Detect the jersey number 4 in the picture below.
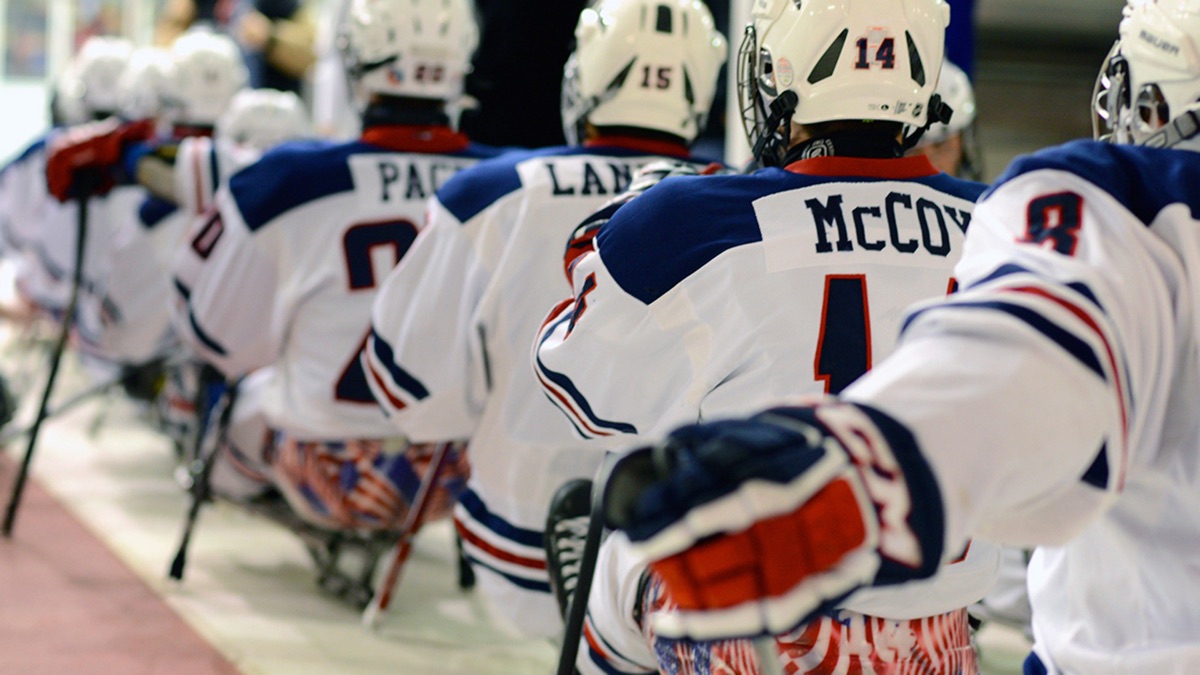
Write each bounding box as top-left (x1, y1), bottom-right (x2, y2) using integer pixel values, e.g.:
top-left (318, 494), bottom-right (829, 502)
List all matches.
top-left (815, 275), bottom-right (872, 394)
top-left (814, 275), bottom-right (957, 394)
top-left (335, 219), bottom-right (419, 403)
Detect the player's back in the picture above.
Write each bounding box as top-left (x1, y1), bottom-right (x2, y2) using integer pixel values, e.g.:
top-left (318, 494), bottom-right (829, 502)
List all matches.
top-left (539, 155), bottom-right (983, 441)
top-left (209, 137), bottom-right (498, 440)
top-left (960, 140), bottom-right (1200, 672)
top-left (536, 153), bottom-right (998, 622)
top-left (369, 145), bottom-right (713, 520)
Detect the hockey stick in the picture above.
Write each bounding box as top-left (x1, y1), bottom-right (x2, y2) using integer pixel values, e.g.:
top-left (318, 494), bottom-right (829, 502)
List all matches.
top-left (555, 453), bottom-right (621, 675)
top-left (2, 181), bottom-right (93, 538)
top-left (167, 378), bottom-right (236, 580)
top-left (362, 440), bottom-right (456, 628)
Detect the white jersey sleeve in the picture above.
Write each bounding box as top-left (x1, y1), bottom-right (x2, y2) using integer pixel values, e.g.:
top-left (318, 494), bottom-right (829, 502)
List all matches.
top-left (845, 140), bottom-right (1200, 673)
top-left (172, 183), bottom-right (280, 378)
top-left (362, 192), bottom-right (506, 440)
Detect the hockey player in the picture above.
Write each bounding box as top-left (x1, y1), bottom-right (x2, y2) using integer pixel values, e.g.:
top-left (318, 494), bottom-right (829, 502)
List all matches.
top-left (533, 0), bottom-right (1000, 672)
top-left (909, 60), bottom-right (982, 180)
top-left (4, 36), bottom-right (132, 320)
top-left (41, 29), bottom-right (250, 365)
top-left (169, 0), bottom-right (491, 541)
top-left (599, 1), bottom-right (1200, 673)
top-left (360, 0), bottom-right (727, 639)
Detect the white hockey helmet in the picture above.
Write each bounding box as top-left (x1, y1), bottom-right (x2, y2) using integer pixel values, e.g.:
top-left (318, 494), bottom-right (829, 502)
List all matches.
top-left (66, 36), bottom-right (135, 119)
top-left (162, 29), bottom-right (249, 126)
top-left (339, 0), bottom-right (480, 108)
top-left (216, 89), bottom-right (313, 150)
top-left (1094, 0), bottom-right (1200, 148)
top-left (561, 0), bottom-right (728, 145)
top-left (739, 0), bottom-right (952, 165)
top-left (921, 60), bottom-right (975, 145)
top-left (117, 47), bottom-right (174, 121)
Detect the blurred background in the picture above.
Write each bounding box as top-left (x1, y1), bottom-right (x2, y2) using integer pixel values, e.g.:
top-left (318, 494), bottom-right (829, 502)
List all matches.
top-left (0, 0), bottom-right (1127, 179)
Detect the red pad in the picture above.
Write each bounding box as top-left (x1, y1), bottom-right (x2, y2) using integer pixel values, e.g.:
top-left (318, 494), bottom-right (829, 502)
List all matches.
top-left (46, 118), bottom-right (155, 202)
top-left (650, 477), bottom-right (867, 611)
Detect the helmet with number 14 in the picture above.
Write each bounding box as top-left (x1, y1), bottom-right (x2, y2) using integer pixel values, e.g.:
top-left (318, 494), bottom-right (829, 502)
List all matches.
top-left (738, 0), bottom-right (953, 165)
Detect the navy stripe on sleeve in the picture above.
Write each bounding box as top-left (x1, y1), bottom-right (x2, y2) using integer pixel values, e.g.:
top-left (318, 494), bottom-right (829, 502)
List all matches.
top-left (368, 328), bottom-right (430, 401)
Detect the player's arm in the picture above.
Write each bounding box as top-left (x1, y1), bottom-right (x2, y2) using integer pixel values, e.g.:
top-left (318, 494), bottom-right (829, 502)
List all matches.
top-left (536, 172), bottom-right (736, 443)
top-left (361, 197), bottom-right (496, 442)
top-left (171, 186), bottom-right (281, 378)
top-left (534, 245), bottom-right (699, 444)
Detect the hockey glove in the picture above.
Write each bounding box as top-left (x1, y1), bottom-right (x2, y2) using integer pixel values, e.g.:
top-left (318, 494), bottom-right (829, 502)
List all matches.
top-left (46, 118), bottom-right (156, 202)
top-left (605, 401), bottom-right (946, 641)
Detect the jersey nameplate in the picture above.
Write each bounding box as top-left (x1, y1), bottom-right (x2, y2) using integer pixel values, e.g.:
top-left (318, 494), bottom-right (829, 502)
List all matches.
top-left (542, 158), bottom-right (639, 198)
top-left (755, 182), bottom-right (973, 272)
top-left (349, 154), bottom-right (474, 203)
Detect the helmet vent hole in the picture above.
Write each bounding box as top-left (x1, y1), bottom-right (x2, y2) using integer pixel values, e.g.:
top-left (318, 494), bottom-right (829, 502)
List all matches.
top-left (683, 67), bottom-right (695, 105)
top-left (606, 58), bottom-right (638, 93)
top-left (807, 28), bottom-right (847, 85)
top-left (906, 32), bottom-right (925, 86)
top-left (656, 5), bottom-right (673, 33)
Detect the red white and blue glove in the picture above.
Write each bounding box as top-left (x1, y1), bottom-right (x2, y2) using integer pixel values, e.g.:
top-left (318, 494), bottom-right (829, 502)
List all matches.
top-left (604, 400), bottom-right (946, 641)
top-left (45, 118), bottom-right (156, 202)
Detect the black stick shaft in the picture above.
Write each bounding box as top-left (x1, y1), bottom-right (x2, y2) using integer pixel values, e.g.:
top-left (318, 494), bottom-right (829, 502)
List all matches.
top-left (168, 380), bottom-right (235, 580)
top-left (556, 455), bottom-right (615, 675)
top-left (2, 192), bottom-right (90, 537)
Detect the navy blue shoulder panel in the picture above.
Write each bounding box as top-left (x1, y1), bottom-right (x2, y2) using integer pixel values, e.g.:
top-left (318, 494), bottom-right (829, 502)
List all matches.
top-left (436, 145), bottom-right (582, 224)
top-left (228, 138), bottom-right (359, 232)
top-left (139, 196), bottom-right (178, 229)
top-left (985, 139), bottom-right (1200, 224)
top-left (597, 172), bottom-right (777, 305)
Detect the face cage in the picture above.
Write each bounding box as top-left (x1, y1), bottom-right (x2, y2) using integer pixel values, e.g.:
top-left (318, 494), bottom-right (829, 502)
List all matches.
top-left (1093, 41), bottom-right (1129, 143)
top-left (561, 53), bottom-right (589, 146)
top-left (737, 24), bottom-right (794, 167)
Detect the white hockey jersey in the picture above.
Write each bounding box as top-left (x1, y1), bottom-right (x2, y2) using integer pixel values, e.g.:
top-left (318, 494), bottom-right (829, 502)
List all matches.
top-left (76, 134), bottom-right (248, 364)
top-left (362, 139), bottom-right (714, 637)
top-left (534, 154), bottom-right (999, 620)
top-left (177, 129), bottom-right (499, 440)
top-left (845, 140), bottom-right (1200, 674)
top-left (0, 133), bottom-right (90, 314)
top-left (0, 132), bottom-right (146, 340)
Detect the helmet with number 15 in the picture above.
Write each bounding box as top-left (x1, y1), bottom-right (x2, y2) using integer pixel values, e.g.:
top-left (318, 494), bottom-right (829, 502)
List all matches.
top-left (561, 0), bottom-right (728, 145)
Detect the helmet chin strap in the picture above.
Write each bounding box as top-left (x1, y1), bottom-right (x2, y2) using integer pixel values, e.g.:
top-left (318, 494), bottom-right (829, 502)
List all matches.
top-left (1140, 107), bottom-right (1200, 150)
top-left (900, 93), bottom-right (953, 153)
